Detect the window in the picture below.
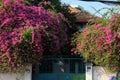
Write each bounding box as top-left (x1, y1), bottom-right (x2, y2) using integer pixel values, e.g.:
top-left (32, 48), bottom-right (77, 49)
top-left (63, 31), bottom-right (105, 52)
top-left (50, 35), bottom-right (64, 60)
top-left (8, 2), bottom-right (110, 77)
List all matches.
top-left (39, 60), bottom-right (53, 73)
top-left (70, 60), bottom-right (75, 73)
top-left (70, 60), bottom-right (85, 73)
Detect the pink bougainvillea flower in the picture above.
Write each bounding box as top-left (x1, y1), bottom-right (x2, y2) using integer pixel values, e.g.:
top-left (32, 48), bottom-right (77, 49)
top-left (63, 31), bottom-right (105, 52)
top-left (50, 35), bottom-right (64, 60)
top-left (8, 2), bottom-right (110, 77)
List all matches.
top-left (43, 1), bottom-right (51, 5)
top-left (32, 31), bottom-right (35, 43)
top-left (3, 0), bottom-right (12, 5)
top-left (0, 18), bottom-right (11, 27)
top-left (73, 13), bottom-right (120, 72)
top-left (111, 17), bottom-right (116, 21)
top-left (0, 0), bottom-right (69, 73)
top-left (76, 43), bottom-right (81, 47)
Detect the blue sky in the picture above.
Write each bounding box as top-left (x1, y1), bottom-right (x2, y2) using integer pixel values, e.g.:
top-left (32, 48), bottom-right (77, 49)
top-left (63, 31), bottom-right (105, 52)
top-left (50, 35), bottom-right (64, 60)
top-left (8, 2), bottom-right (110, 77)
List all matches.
top-left (60, 0), bottom-right (116, 17)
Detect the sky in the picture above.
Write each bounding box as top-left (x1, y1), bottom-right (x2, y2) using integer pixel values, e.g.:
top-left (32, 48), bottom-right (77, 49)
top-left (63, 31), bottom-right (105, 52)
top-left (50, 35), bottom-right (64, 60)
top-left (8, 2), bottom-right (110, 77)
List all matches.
top-left (60, 0), bottom-right (117, 17)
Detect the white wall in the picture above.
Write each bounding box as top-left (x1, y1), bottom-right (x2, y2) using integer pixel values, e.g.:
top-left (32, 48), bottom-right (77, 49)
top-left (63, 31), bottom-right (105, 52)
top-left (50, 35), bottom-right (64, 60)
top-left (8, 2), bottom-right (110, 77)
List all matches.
top-left (0, 65), bottom-right (32, 80)
top-left (93, 66), bottom-right (116, 80)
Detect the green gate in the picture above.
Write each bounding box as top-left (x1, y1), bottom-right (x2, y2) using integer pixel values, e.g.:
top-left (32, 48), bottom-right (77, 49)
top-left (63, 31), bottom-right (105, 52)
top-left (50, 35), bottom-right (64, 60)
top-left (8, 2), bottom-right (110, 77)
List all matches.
top-left (32, 57), bottom-right (85, 80)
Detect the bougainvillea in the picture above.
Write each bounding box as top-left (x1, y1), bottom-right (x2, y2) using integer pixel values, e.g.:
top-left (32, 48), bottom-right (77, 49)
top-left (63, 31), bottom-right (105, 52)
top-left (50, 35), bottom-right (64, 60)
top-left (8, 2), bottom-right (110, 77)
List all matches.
top-left (72, 13), bottom-right (120, 72)
top-left (0, 0), bottom-right (68, 72)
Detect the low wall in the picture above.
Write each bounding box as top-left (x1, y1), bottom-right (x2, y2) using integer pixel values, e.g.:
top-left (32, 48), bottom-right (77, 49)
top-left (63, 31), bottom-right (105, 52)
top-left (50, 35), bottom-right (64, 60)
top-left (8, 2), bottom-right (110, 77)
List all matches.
top-left (0, 65), bottom-right (32, 80)
top-left (93, 66), bottom-right (116, 80)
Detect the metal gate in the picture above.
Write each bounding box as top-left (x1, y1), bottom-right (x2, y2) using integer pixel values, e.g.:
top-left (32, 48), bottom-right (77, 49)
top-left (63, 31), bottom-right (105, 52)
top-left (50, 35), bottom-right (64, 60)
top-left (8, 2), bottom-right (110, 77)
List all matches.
top-left (32, 57), bottom-right (85, 80)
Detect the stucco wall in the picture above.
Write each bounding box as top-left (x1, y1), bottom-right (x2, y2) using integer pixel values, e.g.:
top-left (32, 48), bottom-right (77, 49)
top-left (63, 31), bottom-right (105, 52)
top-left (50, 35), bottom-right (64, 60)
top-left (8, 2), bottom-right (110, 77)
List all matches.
top-left (0, 65), bottom-right (32, 80)
top-left (93, 66), bottom-right (116, 80)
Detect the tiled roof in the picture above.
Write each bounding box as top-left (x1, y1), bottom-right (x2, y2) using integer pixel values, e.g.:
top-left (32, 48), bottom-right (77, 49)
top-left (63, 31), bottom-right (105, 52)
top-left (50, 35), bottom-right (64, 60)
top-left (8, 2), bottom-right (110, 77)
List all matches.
top-left (68, 6), bottom-right (94, 23)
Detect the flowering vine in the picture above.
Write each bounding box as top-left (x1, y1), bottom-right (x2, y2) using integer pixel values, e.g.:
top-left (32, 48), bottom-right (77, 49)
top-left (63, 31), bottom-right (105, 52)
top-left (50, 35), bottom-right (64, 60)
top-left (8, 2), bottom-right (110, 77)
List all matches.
top-left (72, 13), bottom-right (120, 72)
top-left (0, 0), bottom-right (68, 72)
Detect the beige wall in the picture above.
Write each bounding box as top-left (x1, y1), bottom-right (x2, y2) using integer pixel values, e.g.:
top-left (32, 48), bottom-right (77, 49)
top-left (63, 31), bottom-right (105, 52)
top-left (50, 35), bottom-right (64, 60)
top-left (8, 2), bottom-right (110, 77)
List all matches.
top-left (0, 65), bottom-right (32, 80)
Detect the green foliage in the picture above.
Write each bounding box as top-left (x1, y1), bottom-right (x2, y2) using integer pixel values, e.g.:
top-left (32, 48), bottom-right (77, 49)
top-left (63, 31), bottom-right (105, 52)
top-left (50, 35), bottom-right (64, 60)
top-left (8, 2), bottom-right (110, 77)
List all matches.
top-left (72, 8), bottom-right (120, 72)
top-left (23, 28), bottom-right (33, 42)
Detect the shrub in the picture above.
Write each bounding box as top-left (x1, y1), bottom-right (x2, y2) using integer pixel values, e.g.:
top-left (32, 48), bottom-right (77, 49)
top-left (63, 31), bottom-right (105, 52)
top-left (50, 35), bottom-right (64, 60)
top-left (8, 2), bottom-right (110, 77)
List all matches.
top-left (0, 0), bottom-right (68, 72)
top-left (72, 12), bottom-right (120, 72)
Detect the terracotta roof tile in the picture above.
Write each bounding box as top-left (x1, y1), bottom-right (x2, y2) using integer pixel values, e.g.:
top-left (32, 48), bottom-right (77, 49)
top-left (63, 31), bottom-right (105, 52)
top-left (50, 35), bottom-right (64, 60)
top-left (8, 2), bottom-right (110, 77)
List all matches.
top-left (68, 6), bottom-right (95, 23)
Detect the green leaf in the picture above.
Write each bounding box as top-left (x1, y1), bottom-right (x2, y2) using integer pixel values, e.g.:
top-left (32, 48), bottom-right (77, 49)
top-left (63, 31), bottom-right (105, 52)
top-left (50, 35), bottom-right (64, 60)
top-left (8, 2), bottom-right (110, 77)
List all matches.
top-left (23, 28), bottom-right (33, 42)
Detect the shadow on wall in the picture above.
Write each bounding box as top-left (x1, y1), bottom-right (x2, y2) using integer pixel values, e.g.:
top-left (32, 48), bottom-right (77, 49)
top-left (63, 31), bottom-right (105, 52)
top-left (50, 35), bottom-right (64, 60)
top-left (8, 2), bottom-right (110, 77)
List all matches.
top-left (110, 77), bottom-right (120, 80)
top-left (111, 70), bottom-right (120, 80)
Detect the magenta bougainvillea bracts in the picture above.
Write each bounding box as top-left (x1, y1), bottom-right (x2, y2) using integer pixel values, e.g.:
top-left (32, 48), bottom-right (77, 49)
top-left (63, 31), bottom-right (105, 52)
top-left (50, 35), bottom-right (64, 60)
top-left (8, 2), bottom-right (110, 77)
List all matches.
top-left (0, 0), bottom-right (68, 72)
top-left (72, 14), bottom-right (120, 72)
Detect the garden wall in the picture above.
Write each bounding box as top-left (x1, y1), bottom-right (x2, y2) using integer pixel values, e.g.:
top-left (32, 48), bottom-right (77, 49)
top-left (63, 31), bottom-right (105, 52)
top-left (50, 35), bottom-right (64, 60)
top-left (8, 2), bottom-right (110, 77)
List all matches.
top-left (93, 66), bottom-right (116, 80)
top-left (0, 65), bottom-right (32, 80)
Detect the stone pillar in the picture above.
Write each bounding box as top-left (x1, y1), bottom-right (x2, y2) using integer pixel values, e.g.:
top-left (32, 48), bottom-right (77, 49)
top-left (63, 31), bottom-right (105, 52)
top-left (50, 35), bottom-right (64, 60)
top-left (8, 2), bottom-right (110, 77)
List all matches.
top-left (86, 63), bottom-right (93, 80)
